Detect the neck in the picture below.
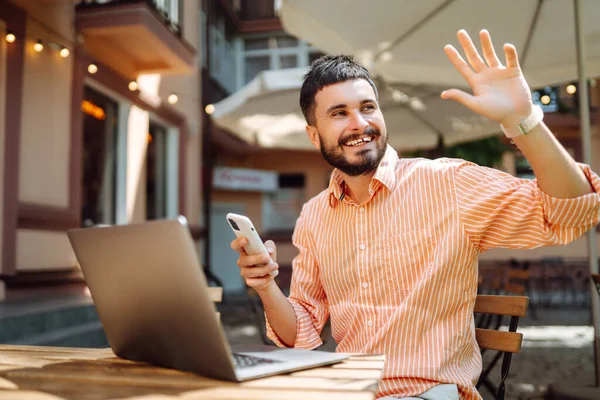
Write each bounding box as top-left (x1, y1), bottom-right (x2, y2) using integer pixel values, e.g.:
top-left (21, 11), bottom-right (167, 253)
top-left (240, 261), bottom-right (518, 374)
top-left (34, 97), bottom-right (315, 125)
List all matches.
top-left (339, 170), bottom-right (376, 204)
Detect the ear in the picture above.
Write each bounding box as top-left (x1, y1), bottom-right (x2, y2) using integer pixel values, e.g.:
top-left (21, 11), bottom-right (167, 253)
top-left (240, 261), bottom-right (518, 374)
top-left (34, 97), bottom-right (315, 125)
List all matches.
top-left (306, 125), bottom-right (321, 151)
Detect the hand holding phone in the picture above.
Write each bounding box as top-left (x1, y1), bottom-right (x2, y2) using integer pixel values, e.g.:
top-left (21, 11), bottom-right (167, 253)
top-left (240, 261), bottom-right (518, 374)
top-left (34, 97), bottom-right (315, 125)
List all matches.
top-left (227, 213), bottom-right (278, 277)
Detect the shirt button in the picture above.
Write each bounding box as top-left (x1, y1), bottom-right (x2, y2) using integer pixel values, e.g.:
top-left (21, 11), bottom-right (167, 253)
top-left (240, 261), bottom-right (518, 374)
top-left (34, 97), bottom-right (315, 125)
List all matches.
top-left (362, 282), bottom-right (369, 289)
top-left (359, 244), bottom-right (366, 250)
top-left (367, 320), bottom-right (373, 327)
top-left (359, 207), bottom-right (365, 213)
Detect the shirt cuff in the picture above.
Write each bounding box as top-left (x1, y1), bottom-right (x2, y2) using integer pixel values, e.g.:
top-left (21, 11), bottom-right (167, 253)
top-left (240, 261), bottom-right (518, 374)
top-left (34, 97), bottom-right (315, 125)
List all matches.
top-left (265, 299), bottom-right (323, 350)
top-left (538, 163), bottom-right (600, 228)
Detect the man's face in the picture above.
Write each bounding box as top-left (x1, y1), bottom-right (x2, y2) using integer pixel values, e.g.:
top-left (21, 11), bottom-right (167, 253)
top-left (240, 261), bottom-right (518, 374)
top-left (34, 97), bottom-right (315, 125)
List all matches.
top-left (308, 79), bottom-right (387, 177)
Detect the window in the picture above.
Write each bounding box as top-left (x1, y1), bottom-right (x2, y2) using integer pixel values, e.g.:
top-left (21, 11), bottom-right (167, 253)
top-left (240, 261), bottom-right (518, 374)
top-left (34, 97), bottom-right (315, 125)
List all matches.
top-left (279, 54), bottom-right (297, 69)
top-left (262, 173), bottom-right (305, 231)
top-left (237, 0), bottom-right (276, 20)
top-left (309, 51), bottom-right (326, 66)
top-left (81, 87), bottom-right (118, 226)
top-left (245, 37), bottom-right (270, 51)
top-left (245, 56), bottom-right (270, 83)
top-left (242, 34), bottom-right (322, 84)
top-left (146, 122), bottom-right (168, 220)
top-left (206, 0), bottom-right (238, 92)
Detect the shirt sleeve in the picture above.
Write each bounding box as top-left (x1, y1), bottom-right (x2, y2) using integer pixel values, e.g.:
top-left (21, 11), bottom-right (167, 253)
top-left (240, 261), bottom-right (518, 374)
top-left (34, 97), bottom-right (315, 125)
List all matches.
top-left (265, 210), bottom-right (329, 349)
top-left (453, 161), bottom-right (600, 252)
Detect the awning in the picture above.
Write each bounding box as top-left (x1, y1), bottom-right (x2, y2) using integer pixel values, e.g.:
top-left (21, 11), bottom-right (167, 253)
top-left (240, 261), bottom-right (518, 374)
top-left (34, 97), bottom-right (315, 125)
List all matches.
top-left (212, 67), bottom-right (501, 151)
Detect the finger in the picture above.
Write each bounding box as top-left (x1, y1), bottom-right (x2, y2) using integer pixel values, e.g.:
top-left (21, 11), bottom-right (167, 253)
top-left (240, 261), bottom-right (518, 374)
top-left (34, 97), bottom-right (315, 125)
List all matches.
top-left (441, 89), bottom-right (480, 113)
top-left (457, 29), bottom-right (487, 72)
top-left (444, 45), bottom-right (475, 82)
top-left (242, 263), bottom-right (279, 279)
top-left (230, 237), bottom-right (248, 255)
top-left (479, 29), bottom-right (502, 68)
top-left (237, 253), bottom-right (271, 268)
top-left (264, 240), bottom-right (277, 263)
top-left (503, 43), bottom-right (520, 69)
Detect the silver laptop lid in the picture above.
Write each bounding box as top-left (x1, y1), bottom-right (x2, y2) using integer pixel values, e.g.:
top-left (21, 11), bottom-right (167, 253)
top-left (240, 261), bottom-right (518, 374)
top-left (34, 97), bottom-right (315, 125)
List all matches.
top-left (67, 218), bottom-right (238, 381)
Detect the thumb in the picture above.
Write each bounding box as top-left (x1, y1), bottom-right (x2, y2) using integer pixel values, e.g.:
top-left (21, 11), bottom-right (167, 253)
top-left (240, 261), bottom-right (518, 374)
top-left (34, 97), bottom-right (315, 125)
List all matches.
top-left (441, 89), bottom-right (479, 112)
top-left (264, 240), bottom-right (277, 263)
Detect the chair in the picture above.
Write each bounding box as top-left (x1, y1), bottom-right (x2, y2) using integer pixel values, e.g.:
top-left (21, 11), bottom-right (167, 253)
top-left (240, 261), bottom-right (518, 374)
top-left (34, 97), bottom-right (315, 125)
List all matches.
top-left (505, 263), bottom-right (537, 320)
top-left (474, 294), bottom-right (529, 400)
top-left (208, 287), bottom-right (223, 323)
top-left (592, 274), bottom-right (600, 296)
top-left (541, 257), bottom-right (577, 306)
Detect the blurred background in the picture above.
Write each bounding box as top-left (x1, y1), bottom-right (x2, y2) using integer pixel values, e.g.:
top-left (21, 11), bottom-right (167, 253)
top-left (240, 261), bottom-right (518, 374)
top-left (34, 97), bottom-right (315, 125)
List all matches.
top-left (0, 1), bottom-right (600, 399)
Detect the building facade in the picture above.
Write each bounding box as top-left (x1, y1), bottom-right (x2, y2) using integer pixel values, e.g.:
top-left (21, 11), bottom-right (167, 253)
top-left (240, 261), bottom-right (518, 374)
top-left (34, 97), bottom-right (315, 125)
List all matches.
top-left (0, 0), bottom-right (203, 300)
top-left (1, 0), bottom-right (599, 301)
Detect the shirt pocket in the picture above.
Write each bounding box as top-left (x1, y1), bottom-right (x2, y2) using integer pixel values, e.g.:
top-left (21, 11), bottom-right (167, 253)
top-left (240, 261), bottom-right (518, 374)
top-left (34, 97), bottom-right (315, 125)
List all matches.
top-left (376, 228), bottom-right (437, 293)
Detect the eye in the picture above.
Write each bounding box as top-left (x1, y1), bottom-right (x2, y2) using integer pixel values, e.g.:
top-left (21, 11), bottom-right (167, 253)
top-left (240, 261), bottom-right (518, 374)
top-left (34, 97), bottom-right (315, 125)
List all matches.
top-left (361, 104), bottom-right (376, 112)
top-left (332, 110), bottom-right (346, 117)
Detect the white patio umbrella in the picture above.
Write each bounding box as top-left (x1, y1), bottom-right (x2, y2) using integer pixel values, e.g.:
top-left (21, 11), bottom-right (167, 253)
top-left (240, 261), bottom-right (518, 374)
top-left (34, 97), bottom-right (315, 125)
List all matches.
top-left (212, 67), bottom-right (502, 152)
top-left (277, 0), bottom-right (600, 386)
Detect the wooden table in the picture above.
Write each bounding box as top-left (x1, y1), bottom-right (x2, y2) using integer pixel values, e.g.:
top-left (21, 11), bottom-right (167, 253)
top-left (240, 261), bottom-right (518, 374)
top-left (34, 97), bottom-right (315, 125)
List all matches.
top-left (0, 344), bottom-right (385, 399)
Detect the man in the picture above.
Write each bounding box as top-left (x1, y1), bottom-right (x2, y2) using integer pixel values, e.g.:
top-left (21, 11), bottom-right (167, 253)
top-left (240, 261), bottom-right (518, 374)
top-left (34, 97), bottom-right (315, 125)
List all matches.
top-left (231, 30), bottom-right (600, 399)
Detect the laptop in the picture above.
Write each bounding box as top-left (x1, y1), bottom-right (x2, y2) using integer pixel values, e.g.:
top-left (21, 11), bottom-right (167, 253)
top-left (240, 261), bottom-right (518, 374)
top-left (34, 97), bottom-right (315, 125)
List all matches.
top-left (67, 217), bottom-right (348, 381)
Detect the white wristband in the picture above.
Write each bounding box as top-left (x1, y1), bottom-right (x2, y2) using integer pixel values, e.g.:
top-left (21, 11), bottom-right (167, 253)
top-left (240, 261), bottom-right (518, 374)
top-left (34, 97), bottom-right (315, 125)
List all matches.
top-left (500, 104), bottom-right (544, 139)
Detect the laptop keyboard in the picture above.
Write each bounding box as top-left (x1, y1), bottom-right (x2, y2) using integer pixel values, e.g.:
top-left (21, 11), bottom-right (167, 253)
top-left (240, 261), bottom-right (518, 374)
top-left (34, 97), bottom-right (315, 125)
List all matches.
top-left (232, 353), bottom-right (281, 369)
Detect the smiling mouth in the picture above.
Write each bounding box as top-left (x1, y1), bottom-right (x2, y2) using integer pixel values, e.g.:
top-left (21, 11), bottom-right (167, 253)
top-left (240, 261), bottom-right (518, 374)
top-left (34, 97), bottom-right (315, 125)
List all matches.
top-left (343, 135), bottom-right (375, 147)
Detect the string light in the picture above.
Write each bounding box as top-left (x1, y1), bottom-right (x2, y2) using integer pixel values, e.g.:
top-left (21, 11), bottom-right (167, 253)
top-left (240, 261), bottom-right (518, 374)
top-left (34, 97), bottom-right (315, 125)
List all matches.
top-left (540, 95), bottom-right (551, 105)
top-left (205, 104), bottom-right (215, 115)
top-left (5, 31), bottom-right (16, 43)
top-left (59, 47), bottom-right (70, 58)
top-left (87, 63), bottom-right (98, 74)
top-left (128, 81), bottom-right (139, 91)
top-left (33, 39), bottom-right (44, 52)
top-left (566, 84), bottom-right (577, 95)
top-left (168, 94), bottom-right (178, 104)
top-left (3, 18), bottom-right (72, 58)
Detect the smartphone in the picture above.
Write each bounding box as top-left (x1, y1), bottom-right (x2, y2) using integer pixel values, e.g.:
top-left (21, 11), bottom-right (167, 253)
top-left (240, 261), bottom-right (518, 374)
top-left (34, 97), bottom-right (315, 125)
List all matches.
top-left (226, 213), bottom-right (278, 277)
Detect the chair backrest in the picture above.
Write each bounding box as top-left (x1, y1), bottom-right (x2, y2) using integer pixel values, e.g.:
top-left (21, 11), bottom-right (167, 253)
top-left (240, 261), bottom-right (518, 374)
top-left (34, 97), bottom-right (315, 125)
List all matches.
top-left (478, 266), bottom-right (504, 295)
top-left (474, 294), bottom-right (528, 353)
top-left (474, 294), bottom-right (528, 400)
top-left (504, 268), bottom-right (529, 296)
top-left (592, 274), bottom-right (600, 296)
top-left (208, 287), bottom-right (223, 322)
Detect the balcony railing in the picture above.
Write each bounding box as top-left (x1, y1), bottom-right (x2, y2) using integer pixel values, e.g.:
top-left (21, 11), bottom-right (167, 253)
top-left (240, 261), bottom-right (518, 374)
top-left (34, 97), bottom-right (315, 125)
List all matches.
top-left (75, 0), bottom-right (182, 36)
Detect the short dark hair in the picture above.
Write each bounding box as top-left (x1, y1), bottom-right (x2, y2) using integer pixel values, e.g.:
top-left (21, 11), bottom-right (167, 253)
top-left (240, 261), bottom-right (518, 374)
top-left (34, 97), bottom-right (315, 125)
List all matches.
top-left (300, 54), bottom-right (379, 126)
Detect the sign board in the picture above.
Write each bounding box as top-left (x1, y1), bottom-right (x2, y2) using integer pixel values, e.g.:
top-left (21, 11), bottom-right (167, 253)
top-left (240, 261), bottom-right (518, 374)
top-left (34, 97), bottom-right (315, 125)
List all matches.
top-left (213, 166), bottom-right (278, 192)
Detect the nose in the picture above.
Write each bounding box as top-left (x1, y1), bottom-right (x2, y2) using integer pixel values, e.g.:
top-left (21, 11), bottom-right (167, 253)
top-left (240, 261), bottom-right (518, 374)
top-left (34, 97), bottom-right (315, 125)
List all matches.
top-left (348, 110), bottom-right (368, 132)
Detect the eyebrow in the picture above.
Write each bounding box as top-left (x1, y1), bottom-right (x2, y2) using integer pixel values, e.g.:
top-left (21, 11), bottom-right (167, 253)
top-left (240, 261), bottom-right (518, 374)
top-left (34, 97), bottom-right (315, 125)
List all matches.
top-left (325, 98), bottom-right (377, 115)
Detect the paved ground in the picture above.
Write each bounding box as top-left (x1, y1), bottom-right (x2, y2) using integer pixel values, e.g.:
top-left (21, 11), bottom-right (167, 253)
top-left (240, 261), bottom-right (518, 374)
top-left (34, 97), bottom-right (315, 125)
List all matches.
top-left (218, 292), bottom-right (598, 400)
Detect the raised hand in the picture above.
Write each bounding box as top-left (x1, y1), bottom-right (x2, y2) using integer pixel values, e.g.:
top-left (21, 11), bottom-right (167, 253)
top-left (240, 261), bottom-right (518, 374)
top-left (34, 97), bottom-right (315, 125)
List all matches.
top-left (441, 29), bottom-right (533, 128)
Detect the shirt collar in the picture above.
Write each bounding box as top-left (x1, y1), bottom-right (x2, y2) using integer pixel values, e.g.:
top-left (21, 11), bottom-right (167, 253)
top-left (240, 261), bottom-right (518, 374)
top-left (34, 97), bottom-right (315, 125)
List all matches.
top-left (328, 145), bottom-right (400, 207)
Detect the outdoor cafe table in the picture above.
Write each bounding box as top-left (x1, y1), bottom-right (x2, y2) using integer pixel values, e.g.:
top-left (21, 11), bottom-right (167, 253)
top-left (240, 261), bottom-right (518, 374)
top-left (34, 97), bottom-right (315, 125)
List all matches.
top-left (0, 344), bottom-right (385, 399)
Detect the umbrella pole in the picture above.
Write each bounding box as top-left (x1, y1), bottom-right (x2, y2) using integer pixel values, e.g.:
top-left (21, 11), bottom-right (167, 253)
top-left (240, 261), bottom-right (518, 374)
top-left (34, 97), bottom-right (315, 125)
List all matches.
top-left (574, 0), bottom-right (600, 387)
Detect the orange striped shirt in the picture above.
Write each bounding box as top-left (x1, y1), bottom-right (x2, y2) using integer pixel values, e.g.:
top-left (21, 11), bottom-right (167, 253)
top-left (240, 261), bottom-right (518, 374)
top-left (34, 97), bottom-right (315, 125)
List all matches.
top-left (265, 145), bottom-right (600, 399)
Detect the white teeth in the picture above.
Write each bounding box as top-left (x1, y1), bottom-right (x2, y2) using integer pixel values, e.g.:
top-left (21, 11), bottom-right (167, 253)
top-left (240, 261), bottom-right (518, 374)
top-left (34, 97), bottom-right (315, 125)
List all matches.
top-left (346, 136), bottom-right (373, 146)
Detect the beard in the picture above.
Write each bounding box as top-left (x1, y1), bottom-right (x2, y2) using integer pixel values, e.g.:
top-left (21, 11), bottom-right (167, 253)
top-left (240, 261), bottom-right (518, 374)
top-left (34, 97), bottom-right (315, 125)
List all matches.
top-left (319, 126), bottom-right (387, 177)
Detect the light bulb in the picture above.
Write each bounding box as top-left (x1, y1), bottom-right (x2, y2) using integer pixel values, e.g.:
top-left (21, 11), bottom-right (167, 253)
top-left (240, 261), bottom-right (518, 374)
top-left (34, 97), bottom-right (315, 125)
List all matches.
top-left (128, 81), bottom-right (138, 91)
top-left (168, 94), bottom-right (178, 104)
top-left (87, 63), bottom-right (98, 74)
top-left (33, 40), bottom-right (43, 52)
top-left (540, 95), bottom-right (551, 105)
top-left (205, 104), bottom-right (215, 115)
top-left (5, 31), bottom-right (16, 43)
top-left (59, 47), bottom-right (70, 58)
top-left (566, 84), bottom-right (577, 95)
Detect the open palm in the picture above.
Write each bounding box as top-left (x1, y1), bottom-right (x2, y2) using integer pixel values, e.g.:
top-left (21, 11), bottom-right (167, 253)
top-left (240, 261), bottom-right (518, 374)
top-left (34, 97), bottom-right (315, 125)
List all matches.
top-left (442, 30), bottom-right (533, 127)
